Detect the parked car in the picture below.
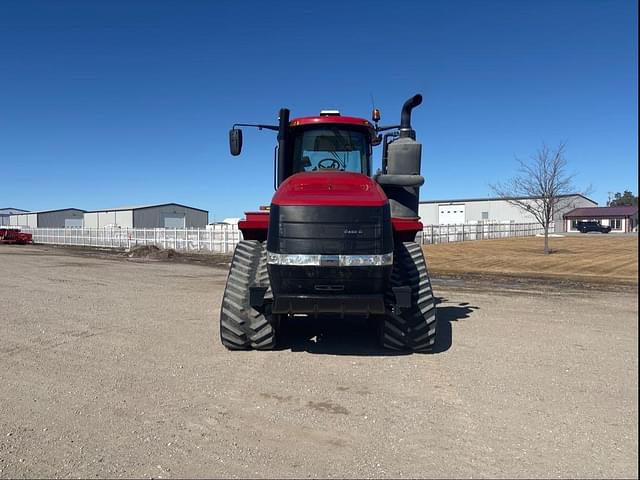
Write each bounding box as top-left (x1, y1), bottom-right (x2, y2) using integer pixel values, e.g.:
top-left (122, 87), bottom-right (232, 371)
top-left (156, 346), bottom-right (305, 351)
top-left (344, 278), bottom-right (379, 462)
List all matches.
top-left (576, 220), bottom-right (612, 234)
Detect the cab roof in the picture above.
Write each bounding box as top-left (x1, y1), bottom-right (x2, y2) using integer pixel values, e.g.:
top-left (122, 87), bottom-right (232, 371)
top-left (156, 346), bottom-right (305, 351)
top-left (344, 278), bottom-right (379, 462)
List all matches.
top-left (290, 115), bottom-right (374, 130)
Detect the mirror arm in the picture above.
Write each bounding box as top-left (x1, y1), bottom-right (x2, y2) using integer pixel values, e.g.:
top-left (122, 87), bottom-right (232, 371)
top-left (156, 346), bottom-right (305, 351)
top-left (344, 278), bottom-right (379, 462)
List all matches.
top-left (376, 124), bottom-right (401, 133)
top-left (232, 123), bottom-right (279, 131)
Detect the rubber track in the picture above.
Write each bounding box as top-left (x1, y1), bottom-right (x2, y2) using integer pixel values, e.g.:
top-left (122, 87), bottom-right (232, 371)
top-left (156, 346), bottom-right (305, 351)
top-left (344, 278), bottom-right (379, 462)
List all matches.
top-left (381, 241), bottom-right (437, 352)
top-left (219, 240), bottom-right (276, 350)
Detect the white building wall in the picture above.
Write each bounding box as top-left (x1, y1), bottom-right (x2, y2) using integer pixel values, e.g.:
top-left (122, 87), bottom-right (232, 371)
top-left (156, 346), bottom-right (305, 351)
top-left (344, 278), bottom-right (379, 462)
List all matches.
top-left (418, 204), bottom-right (439, 225)
top-left (84, 212), bottom-right (98, 228)
top-left (419, 195), bottom-right (596, 230)
top-left (98, 211), bottom-right (116, 227)
top-left (419, 199), bottom-right (538, 224)
top-left (115, 210), bottom-right (134, 228)
top-left (10, 213), bottom-right (37, 227)
top-left (464, 200), bottom-right (538, 223)
top-left (84, 210), bottom-right (134, 228)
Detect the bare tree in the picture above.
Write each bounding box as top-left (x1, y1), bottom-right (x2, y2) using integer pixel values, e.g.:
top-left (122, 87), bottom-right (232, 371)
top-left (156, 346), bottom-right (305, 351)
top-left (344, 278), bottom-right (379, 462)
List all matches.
top-left (491, 142), bottom-right (582, 255)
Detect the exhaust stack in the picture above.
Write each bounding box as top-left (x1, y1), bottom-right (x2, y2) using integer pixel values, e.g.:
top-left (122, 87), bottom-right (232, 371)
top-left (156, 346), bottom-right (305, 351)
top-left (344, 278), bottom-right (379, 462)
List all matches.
top-left (399, 94), bottom-right (422, 139)
top-left (376, 94), bottom-right (424, 219)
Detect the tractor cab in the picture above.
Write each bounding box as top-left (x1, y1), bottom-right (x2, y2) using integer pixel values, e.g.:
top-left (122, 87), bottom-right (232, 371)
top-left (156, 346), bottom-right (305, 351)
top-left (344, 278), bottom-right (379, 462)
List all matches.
top-left (229, 109), bottom-right (377, 185)
top-left (229, 95), bottom-right (425, 222)
top-left (287, 114), bottom-right (375, 176)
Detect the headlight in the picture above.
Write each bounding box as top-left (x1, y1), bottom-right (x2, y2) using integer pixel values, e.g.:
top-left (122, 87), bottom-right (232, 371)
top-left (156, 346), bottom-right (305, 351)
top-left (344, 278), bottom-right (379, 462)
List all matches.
top-left (266, 252), bottom-right (393, 267)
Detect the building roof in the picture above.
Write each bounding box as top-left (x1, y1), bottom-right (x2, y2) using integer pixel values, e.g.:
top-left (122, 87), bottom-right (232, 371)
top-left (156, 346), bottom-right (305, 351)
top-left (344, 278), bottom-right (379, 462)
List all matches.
top-left (419, 194), bottom-right (596, 205)
top-left (564, 206), bottom-right (638, 218)
top-left (9, 208), bottom-right (85, 215)
top-left (86, 203), bottom-right (208, 213)
top-left (0, 208), bottom-right (30, 215)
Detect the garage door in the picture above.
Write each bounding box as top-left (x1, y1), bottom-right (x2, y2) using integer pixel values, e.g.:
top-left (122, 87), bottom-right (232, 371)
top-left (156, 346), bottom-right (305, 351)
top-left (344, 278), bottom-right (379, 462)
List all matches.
top-left (163, 215), bottom-right (185, 228)
top-left (65, 218), bottom-right (83, 228)
top-left (438, 204), bottom-right (465, 224)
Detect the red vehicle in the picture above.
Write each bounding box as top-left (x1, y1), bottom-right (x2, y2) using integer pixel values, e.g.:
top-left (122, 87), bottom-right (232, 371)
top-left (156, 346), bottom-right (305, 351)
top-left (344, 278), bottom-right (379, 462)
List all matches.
top-left (221, 95), bottom-right (436, 352)
top-left (0, 227), bottom-right (33, 245)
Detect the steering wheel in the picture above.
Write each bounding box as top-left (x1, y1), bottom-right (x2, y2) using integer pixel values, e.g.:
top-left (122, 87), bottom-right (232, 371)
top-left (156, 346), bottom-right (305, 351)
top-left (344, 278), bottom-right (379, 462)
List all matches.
top-left (318, 158), bottom-right (341, 170)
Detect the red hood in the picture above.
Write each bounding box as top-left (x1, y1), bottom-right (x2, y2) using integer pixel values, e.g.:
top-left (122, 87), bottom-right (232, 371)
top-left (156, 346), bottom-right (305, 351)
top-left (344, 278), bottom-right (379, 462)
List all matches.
top-left (272, 171), bottom-right (388, 207)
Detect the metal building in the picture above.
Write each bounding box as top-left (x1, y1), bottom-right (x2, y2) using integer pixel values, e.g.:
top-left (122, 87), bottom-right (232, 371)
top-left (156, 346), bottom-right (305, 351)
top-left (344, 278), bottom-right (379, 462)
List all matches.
top-left (419, 194), bottom-right (597, 232)
top-left (1, 208), bottom-right (29, 226)
top-left (9, 208), bottom-right (86, 228)
top-left (83, 203), bottom-right (208, 229)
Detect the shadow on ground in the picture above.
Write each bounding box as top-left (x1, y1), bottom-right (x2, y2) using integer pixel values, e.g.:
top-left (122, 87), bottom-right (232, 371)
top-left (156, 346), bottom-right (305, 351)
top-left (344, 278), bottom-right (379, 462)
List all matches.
top-left (431, 297), bottom-right (479, 353)
top-left (275, 297), bottom-right (479, 356)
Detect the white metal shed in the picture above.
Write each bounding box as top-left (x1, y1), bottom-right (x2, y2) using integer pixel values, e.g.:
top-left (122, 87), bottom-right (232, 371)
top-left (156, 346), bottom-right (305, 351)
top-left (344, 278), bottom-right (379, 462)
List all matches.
top-left (9, 208), bottom-right (85, 228)
top-left (84, 203), bottom-right (208, 229)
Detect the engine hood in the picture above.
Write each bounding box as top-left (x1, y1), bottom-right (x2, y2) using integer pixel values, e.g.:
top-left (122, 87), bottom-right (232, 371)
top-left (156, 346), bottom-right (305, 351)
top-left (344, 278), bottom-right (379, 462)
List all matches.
top-left (271, 171), bottom-right (388, 207)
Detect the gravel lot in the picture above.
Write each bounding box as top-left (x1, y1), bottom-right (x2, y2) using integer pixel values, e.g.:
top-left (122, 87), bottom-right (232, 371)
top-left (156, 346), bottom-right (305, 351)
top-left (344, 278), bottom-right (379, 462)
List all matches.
top-left (0, 245), bottom-right (637, 478)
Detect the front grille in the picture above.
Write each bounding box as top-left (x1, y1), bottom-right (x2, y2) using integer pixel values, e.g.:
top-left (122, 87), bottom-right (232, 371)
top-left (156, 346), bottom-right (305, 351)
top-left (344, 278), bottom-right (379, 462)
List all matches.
top-left (267, 204), bottom-right (392, 255)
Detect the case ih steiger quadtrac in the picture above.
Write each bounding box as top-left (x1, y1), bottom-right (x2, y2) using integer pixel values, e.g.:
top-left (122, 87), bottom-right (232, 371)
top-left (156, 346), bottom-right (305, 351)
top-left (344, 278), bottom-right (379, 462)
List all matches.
top-left (221, 94), bottom-right (436, 352)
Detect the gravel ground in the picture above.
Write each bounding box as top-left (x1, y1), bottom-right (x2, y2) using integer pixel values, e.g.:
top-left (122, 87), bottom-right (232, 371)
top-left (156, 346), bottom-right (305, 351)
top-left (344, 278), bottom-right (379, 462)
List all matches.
top-left (0, 245), bottom-right (637, 478)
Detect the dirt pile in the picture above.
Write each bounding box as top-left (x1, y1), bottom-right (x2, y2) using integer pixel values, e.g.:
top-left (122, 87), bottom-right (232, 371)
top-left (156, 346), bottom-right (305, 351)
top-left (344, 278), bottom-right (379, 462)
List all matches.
top-left (127, 245), bottom-right (179, 260)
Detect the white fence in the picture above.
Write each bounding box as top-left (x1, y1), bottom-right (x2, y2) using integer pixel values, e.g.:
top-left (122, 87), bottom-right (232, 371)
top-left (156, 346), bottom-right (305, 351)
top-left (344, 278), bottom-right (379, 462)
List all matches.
top-left (417, 222), bottom-right (552, 245)
top-left (24, 225), bottom-right (242, 254)
top-left (21, 221), bottom-right (550, 253)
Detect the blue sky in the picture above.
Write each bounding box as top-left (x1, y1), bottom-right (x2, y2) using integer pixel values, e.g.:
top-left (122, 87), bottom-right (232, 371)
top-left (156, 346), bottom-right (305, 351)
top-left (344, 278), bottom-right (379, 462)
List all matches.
top-left (0, 0), bottom-right (637, 221)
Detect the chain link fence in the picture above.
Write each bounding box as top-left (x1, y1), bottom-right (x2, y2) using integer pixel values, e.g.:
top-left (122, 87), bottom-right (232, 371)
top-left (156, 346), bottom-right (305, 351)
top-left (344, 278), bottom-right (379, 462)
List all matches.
top-left (22, 221), bottom-right (551, 253)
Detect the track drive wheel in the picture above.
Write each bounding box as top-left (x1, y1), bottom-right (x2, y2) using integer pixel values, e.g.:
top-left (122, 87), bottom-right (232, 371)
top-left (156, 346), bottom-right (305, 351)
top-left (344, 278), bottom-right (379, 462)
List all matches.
top-left (380, 241), bottom-right (437, 352)
top-left (219, 240), bottom-right (277, 350)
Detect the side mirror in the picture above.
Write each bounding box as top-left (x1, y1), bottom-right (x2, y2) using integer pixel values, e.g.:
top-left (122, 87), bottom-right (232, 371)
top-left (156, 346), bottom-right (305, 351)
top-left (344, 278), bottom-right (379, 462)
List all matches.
top-left (229, 128), bottom-right (243, 156)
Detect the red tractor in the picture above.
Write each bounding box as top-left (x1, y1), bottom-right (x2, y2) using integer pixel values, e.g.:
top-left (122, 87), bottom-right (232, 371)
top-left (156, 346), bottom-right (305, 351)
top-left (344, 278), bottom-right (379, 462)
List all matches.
top-left (221, 94), bottom-right (436, 352)
top-left (0, 227), bottom-right (33, 245)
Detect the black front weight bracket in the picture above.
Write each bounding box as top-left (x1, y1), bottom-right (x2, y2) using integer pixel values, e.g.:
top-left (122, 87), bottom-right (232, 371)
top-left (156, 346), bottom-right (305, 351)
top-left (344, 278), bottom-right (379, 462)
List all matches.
top-left (392, 286), bottom-right (412, 309)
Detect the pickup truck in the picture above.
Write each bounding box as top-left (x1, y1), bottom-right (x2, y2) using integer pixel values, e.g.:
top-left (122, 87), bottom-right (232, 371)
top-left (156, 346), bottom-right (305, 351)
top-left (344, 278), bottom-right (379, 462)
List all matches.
top-left (576, 221), bottom-right (612, 234)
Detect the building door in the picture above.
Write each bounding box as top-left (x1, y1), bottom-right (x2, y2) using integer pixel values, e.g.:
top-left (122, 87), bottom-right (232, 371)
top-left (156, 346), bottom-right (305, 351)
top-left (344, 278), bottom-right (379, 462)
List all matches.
top-left (163, 215), bottom-right (185, 228)
top-left (65, 218), bottom-right (83, 228)
top-left (438, 204), bottom-right (465, 224)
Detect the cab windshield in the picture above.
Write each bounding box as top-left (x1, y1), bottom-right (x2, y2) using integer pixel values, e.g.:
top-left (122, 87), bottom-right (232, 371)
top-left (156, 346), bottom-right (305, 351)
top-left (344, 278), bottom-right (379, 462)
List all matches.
top-left (291, 127), bottom-right (370, 175)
